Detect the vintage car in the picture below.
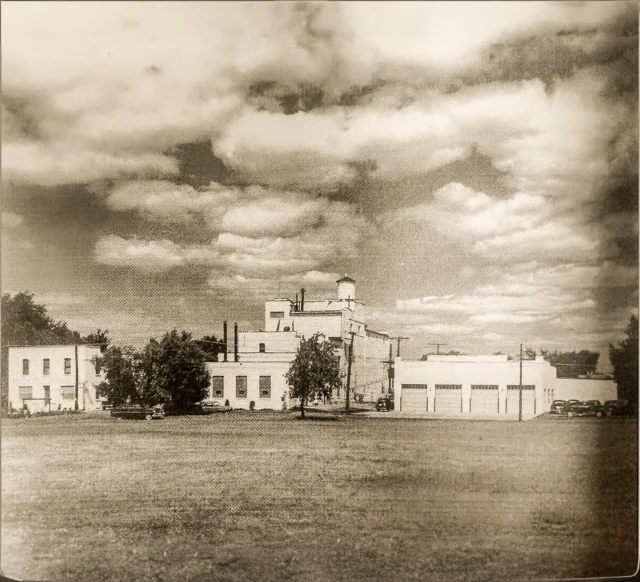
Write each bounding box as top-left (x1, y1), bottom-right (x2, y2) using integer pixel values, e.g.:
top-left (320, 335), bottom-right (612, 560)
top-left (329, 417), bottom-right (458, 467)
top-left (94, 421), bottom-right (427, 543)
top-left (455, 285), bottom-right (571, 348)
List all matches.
top-left (110, 404), bottom-right (165, 420)
top-left (197, 400), bottom-right (232, 414)
top-left (376, 395), bottom-right (394, 412)
top-left (563, 400), bottom-right (603, 418)
top-left (550, 400), bottom-right (567, 414)
top-left (603, 399), bottom-right (632, 417)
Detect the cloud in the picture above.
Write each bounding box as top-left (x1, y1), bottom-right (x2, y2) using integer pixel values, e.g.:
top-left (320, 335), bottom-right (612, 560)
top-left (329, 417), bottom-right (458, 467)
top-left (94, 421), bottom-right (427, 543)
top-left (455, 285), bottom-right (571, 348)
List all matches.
top-left (94, 235), bottom-right (191, 272)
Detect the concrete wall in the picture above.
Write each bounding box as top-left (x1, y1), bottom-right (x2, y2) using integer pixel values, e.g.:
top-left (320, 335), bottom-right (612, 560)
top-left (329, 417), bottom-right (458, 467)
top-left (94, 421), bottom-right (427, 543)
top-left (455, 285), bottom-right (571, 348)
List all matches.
top-left (395, 356), bottom-right (555, 418)
top-left (8, 345), bottom-right (103, 412)
top-left (230, 331), bottom-right (299, 362)
top-left (206, 361), bottom-right (291, 410)
top-left (554, 378), bottom-right (617, 403)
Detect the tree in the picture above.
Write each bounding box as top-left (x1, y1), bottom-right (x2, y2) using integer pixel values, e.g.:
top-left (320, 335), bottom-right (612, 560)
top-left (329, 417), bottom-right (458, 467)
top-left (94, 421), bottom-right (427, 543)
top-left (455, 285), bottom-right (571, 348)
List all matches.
top-left (194, 335), bottom-right (221, 361)
top-left (95, 346), bottom-right (142, 406)
top-left (145, 330), bottom-right (210, 412)
top-left (524, 347), bottom-right (537, 360)
top-left (539, 349), bottom-right (600, 377)
top-left (96, 330), bottom-right (210, 411)
top-left (285, 334), bottom-right (341, 418)
top-left (84, 329), bottom-right (111, 353)
top-left (609, 314), bottom-right (638, 412)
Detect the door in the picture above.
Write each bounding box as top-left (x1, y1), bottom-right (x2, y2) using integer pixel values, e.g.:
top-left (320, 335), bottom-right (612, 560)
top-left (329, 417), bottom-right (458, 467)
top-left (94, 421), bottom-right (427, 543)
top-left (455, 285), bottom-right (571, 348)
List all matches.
top-left (43, 386), bottom-right (51, 411)
top-left (435, 385), bottom-right (462, 414)
top-left (470, 385), bottom-right (499, 413)
top-left (400, 384), bottom-right (428, 412)
top-left (506, 386), bottom-right (536, 415)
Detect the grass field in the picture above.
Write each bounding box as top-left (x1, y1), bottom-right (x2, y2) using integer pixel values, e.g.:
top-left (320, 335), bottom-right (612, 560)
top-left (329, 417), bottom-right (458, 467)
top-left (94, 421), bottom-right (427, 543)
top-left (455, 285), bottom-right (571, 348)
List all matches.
top-left (2, 412), bottom-right (637, 581)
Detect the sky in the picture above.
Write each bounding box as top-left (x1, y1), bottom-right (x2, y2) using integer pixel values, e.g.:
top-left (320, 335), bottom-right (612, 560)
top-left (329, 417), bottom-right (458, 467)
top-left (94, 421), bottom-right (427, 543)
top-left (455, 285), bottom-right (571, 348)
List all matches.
top-left (2, 1), bottom-right (638, 367)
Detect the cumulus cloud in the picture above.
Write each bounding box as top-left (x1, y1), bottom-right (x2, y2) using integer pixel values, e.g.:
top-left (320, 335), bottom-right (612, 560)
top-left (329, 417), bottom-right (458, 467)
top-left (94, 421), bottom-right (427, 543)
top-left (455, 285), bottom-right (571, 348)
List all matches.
top-left (94, 235), bottom-right (191, 272)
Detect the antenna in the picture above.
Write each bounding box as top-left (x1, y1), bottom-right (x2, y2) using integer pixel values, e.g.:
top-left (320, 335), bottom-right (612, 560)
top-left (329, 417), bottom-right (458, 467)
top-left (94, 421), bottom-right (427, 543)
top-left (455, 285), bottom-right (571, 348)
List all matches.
top-left (429, 342), bottom-right (448, 355)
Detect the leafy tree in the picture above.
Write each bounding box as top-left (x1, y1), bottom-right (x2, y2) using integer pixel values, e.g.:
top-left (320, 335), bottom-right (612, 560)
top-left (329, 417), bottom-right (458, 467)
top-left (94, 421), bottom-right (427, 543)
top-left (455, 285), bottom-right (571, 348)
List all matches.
top-left (147, 330), bottom-right (210, 412)
top-left (285, 333), bottom-right (341, 418)
top-left (524, 347), bottom-right (537, 360)
top-left (84, 329), bottom-right (111, 353)
top-left (95, 346), bottom-right (142, 406)
top-left (195, 335), bottom-right (221, 361)
top-left (609, 314), bottom-right (638, 412)
top-left (539, 348), bottom-right (600, 377)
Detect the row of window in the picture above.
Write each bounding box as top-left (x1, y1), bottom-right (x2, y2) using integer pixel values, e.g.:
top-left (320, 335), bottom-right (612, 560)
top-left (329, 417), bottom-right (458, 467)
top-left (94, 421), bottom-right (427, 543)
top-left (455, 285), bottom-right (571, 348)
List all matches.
top-left (18, 385), bottom-right (75, 401)
top-left (210, 376), bottom-right (272, 399)
top-left (401, 384), bottom-right (537, 391)
top-left (22, 358), bottom-right (72, 376)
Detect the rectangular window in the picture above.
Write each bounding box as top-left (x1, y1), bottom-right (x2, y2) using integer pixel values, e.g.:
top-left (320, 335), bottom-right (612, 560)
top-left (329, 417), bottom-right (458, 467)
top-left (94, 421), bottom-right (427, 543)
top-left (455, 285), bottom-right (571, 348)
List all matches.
top-left (269, 311), bottom-right (285, 319)
top-left (22, 359), bottom-right (29, 375)
top-left (259, 343), bottom-right (266, 353)
top-left (18, 386), bottom-right (32, 400)
top-left (44, 386), bottom-right (51, 404)
top-left (507, 385), bottom-right (535, 390)
top-left (61, 386), bottom-right (75, 400)
top-left (470, 385), bottom-right (499, 390)
top-left (43, 358), bottom-right (50, 375)
top-left (259, 376), bottom-right (271, 399)
top-left (64, 358), bottom-right (72, 375)
top-left (435, 384), bottom-right (462, 389)
top-left (236, 376), bottom-right (247, 399)
top-left (211, 376), bottom-right (224, 398)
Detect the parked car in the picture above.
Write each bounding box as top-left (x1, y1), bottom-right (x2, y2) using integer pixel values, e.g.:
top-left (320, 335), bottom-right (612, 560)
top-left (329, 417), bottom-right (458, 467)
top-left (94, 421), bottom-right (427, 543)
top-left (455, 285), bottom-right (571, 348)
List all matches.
top-left (197, 400), bottom-right (232, 414)
top-left (111, 404), bottom-right (165, 420)
top-left (603, 399), bottom-right (632, 417)
top-left (101, 400), bottom-right (114, 411)
top-left (563, 400), bottom-right (603, 418)
top-left (550, 400), bottom-right (567, 414)
top-left (376, 395), bottom-right (394, 412)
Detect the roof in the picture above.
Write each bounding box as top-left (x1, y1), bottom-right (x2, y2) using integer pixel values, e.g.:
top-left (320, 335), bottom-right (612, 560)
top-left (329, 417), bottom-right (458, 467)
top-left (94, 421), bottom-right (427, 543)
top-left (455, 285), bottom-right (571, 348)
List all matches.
top-left (336, 275), bottom-right (356, 283)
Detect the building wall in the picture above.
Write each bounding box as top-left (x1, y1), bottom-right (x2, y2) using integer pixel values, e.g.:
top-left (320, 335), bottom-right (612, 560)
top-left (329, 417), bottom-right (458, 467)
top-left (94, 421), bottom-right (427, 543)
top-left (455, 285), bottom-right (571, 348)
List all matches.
top-left (206, 361), bottom-right (291, 410)
top-left (230, 331), bottom-right (299, 362)
top-left (8, 345), bottom-right (103, 412)
top-left (554, 378), bottom-right (618, 403)
top-left (395, 355), bottom-right (554, 418)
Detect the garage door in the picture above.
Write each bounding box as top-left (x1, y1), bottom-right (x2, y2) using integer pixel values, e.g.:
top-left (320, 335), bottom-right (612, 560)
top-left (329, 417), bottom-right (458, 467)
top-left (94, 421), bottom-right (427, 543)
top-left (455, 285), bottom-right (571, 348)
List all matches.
top-left (471, 385), bottom-right (499, 413)
top-left (435, 385), bottom-right (462, 414)
top-left (506, 385), bottom-right (536, 415)
top-left (401, 384), bottom-right (428, 412)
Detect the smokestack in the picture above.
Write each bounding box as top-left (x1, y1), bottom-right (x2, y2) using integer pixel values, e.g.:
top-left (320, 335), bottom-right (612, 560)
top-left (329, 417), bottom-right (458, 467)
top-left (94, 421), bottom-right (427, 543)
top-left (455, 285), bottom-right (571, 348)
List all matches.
top-left (234, 323), bottom-right (239, 362)
top-left (295, 293), bottom-right (298, 312)
top-left (301, 288), bottom-right (305, 312)
top-left (223, 321), bottom-right (228, 362)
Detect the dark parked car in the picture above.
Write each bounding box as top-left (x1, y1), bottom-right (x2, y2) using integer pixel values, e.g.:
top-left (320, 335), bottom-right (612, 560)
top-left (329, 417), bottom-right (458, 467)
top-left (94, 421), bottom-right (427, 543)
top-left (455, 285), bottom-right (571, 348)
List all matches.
top-left (603, 399), bottom-right (632, 417)
top-left (111, 404), bottom-right (165, 420)
top-left (550, 400), bottom-right (567, 414)
top-left (376, 395), bottom-right (394, 411)
top-left (197, 400), bottom-right (232, 414)
top-left (563, 400), bottom-right (603, 418)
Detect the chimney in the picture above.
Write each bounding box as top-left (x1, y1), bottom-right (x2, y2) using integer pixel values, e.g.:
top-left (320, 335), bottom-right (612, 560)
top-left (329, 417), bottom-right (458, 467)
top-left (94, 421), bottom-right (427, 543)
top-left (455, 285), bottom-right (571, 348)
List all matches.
top-left (300, 288), bottom-right (305, 312)
top-left (234, 323), bottom-right (239, 362)
top-left (295, 293), bottom-right (299, 312)
top-left (223, 321), bottom-right (228, 362)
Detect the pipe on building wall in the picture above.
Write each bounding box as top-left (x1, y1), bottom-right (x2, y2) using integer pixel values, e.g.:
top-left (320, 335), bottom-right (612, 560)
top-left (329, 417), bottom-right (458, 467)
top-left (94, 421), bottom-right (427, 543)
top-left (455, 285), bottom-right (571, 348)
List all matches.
top-left (234, 323), bottom-right (239, 362)
top-left (300, 288), bottom-right (305, 311)
top-left (223, 321), bottom-right (228, 362)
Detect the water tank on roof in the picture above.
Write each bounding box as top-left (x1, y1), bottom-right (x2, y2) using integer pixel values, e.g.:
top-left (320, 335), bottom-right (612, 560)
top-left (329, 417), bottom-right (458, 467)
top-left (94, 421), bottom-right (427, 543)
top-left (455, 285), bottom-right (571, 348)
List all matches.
top-left (337, 275), bottom-right (356, 301)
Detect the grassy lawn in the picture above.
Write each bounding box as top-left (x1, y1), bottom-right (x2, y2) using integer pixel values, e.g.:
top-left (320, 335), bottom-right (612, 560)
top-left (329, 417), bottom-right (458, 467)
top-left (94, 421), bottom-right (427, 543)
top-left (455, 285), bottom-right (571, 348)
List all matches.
top-left (2, 412), bottom-right (637, 581)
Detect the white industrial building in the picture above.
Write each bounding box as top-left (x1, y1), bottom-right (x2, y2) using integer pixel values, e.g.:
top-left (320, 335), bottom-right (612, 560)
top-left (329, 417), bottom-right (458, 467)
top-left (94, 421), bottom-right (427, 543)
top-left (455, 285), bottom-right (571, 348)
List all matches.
top-left (206, 276), bottom-right (392, 410)
top-left (7, 344), bottom-right (104, 413)
top-left (394, 354), bottom-right (617, 419)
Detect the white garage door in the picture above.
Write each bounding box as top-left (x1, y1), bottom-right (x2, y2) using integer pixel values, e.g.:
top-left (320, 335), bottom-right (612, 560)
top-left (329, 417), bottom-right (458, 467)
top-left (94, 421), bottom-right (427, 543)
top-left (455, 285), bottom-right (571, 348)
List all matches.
top-left (401, 384), bottom-right (428, 412)
top-left (471, 385), bottom-right (499, 414)
top-left (435, 385), bottom-right (462, 414)
top-left (506, 386), bottom-right (536, 415)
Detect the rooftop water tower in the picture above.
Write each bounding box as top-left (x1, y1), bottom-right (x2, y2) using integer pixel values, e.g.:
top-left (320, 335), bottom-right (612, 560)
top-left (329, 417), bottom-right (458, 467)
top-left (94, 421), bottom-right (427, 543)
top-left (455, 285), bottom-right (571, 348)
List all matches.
top-left (337, 275), bottom-right (356, 301)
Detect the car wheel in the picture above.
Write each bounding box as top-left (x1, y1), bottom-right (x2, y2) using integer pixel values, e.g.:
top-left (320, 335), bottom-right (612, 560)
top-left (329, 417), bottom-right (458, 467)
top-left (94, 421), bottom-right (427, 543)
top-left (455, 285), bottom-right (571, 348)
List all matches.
top-left (567, 411), bottom-right (573, 418)
top-left (145, 413), bottom-right (153, 420)
top-left (596, 411), bottom-right (603, 417)
top-left (606, 410), bottom-right (612, 417)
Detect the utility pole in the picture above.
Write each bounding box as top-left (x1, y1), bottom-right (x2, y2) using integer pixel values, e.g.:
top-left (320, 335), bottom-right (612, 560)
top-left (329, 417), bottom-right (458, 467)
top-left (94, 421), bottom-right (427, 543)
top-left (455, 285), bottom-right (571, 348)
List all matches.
top-left (345, 331), bottom-right (355, 413)
top-left (395, 336), bottom-right (409, 358)
top-left (74, 344), bottom-right (79, 411)
top-left (519, 343), bottom-right (523, 422)
top-left (429, 342), bottom-right (448, 355)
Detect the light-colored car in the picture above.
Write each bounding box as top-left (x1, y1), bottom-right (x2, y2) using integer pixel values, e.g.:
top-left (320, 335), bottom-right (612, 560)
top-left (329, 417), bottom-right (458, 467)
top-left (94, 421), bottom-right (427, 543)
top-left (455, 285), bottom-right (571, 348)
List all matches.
top-left (110, 404), bottom-right (165, 420)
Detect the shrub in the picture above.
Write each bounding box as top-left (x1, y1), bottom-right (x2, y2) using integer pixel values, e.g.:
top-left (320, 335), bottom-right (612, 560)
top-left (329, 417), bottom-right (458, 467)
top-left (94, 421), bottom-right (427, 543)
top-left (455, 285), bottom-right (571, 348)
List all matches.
top-left (249, 400), bottom-right (255, 410)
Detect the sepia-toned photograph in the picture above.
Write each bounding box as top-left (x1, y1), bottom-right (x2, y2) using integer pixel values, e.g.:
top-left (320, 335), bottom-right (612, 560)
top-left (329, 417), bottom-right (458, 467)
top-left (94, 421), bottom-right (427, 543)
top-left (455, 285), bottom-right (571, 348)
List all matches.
top-left (1, 2), bottom-right (638, 580)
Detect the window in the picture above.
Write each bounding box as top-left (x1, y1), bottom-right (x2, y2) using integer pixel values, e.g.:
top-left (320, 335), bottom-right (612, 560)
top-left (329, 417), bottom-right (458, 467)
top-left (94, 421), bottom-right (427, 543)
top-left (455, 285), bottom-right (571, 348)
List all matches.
top-left (236, 376), bottom-right (247, 399)
top-left (44, 386), bottom-right (51, 404)
top-left (507, 385), bottom-right (535, 390)
top-left (470, 385), bottom-right (499, 390)
top-left (43, 358), bottom-right (50, 375)
top-left (64, 358), bottom-right (72, 375)
top-left (435, 384), bottom-right (462, 389)
top-left (61, 386), bottom-right (75, 400)
top-left (259, 376), bottom-right (271, 399)
top-left (211, 376), bottom-right (224, 399)
top-left (18, 386), bottom-right (32, 400)
top-left (270, 311), bottom-right (285, 319)
top-left (22, 359), bottom-right (29, 375)
top-left (259, 343), bottom-right (266, 353)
